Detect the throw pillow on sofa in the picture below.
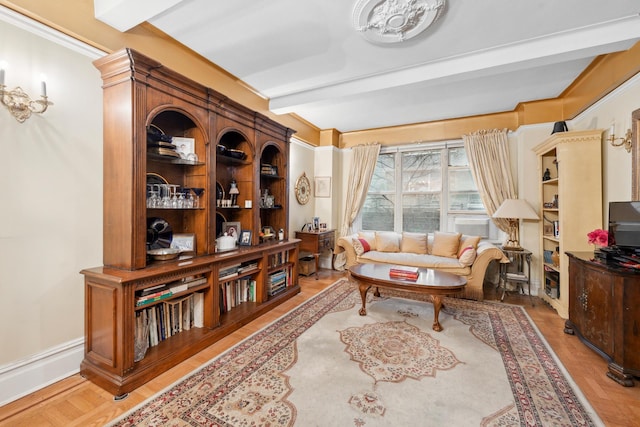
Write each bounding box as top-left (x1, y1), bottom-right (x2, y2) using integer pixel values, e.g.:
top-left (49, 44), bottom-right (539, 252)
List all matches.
top-left (375, 231), bottom-right (401, 252)
top-left (400, 232), bottom-right (428, 254)
top-left (352, 237), bottom-right (370, 256)
top-left (357, 231), bottom-right (377, 251)
top-left (458, 246), bottom-right (477, 267)
top-left (432, 231), bottom-right (461, 258)
top-left (458, 235), bottom-right (481, 256)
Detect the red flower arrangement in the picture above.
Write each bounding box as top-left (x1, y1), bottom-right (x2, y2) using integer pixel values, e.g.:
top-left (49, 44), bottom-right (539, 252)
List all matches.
top-left (587, 229), bottom-right (611, 247)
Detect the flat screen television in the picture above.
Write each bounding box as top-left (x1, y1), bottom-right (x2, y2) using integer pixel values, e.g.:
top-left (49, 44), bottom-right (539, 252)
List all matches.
top-left (608, 201), bottom-right (640, 250)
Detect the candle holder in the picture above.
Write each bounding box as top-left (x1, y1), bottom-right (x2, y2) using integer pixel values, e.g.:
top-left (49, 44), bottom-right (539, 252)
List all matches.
top-left (0, 84), bottom-right (53, 123)
top-left (608, 128), bottom-right (632, 153)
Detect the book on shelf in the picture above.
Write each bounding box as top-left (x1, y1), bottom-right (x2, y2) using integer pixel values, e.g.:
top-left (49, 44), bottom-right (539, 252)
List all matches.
top-left (193, 292), bottom-right (204, 327)
top-left (140, 284), bottom-right (168, 297)
top-left (136, 290), bottom-right (173, 307)
top-left (169, 282), bottom-right (188, 294)
top-left (238, 261), bottom-right (258, 273)
top-left (185, 276), bottom-right (208, 288)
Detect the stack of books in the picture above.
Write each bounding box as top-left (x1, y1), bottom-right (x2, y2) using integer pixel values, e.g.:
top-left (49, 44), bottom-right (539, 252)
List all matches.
top-left (389, 266), bottom-right (419, 281)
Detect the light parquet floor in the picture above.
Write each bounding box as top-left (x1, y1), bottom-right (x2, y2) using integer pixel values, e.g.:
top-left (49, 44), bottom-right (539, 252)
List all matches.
top-left (1, 269), bottom-right (639, 426)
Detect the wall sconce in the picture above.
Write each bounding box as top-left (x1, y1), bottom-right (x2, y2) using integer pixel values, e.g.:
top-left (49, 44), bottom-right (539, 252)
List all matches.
top-left (0, 66), bottom-right (53, 123)
top-left (608, 122), bottom-right (632, 153)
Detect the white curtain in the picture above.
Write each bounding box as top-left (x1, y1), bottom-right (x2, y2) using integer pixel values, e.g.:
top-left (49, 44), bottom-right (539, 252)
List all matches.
top-left (462, 129), bottom-right (516, 233)
top-left (334, 143), bottom-right (381, 270)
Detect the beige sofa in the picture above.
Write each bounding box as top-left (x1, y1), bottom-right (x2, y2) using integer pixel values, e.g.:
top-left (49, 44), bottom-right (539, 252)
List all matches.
top-left (336, 230), bottom-right (507, 301)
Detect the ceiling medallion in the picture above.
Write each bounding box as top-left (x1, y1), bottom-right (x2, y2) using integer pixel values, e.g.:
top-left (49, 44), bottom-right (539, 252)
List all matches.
top-left (353, 0), bottom-right (446, 44)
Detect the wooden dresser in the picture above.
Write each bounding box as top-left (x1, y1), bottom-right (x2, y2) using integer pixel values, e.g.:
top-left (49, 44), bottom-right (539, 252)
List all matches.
top-left (565, 252), bottom-right (640, 386)
top-left (295, 229), bottom-right (335, 279)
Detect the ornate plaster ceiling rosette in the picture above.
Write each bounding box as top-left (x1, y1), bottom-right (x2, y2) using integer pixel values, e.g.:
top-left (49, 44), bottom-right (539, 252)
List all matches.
top-left (353, 0), bottom-right (446, 44)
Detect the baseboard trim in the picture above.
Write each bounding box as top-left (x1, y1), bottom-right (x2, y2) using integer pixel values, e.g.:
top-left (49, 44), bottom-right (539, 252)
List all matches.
top-left (0, 338), bottom-right (84, 406)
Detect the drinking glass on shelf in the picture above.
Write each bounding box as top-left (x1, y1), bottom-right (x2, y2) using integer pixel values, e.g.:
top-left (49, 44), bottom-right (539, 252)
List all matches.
top-left (147, 184), bottom-right (156, 208)
top-left (161, 184), bottom-right (171, 208)
top-left (191, 187), bottom-right (204, 208)
top-left (183, 187), bottom-right (194, 208)
top-left (169, 185), bottom-right (180, 208)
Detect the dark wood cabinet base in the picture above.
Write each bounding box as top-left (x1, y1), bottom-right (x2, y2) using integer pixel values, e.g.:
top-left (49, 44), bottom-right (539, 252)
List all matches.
top-left (566, 252), bottom-right (640, 387)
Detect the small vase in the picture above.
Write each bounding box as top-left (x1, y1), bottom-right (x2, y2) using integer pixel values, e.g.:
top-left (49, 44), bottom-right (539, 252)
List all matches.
top-left (551, 247), bottom-right (560, 267)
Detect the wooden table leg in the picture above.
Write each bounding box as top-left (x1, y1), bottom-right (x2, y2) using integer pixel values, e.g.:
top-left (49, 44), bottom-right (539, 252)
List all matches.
top-left (431, 295), bottom-right (443, 332)
top-left (358, 283), bottom-right (371, 316)
top-left (313, 253), bottom-right (320, 280)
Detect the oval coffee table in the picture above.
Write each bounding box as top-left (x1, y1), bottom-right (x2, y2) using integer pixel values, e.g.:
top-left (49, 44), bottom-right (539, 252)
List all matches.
top-left (349, 263), bottom-right (467, 331)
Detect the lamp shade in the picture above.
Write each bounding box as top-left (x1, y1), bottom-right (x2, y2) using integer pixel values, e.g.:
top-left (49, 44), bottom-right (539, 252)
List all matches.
top-left (493, 199), bottom-right (539, 220)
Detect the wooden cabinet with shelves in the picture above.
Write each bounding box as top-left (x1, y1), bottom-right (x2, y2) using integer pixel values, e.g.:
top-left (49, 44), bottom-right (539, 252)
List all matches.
top-left (533, 130), bottom-right (603, 318)
top-left (83, 48), bottom-right (299, 396)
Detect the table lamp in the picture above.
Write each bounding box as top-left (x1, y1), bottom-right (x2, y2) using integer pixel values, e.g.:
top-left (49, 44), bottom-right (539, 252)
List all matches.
top-left (493, 199), bottom-right (539, 250)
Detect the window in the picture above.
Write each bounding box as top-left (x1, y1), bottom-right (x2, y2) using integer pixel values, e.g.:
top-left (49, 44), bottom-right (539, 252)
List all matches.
top-left (361, 143), bottom-right (488, 235)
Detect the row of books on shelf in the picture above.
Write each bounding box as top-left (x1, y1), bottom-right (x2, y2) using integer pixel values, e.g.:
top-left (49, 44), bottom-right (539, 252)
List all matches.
top-left (267, 267), bottom-right (291, 296)
top-left (219, 260), bottom-right (259, 282)
top-left (135, 292), bottom-right (205, 349)
top-left (220, 278), bottom-right (257, 313)
top-left (261, 163), bottom-right (277, 176)
top-left (135, 275), bottom-right (208, 307)
top-left (389, 266), bottom-right (419, 281)
top-left (268, 251), bottom-right (289, 268)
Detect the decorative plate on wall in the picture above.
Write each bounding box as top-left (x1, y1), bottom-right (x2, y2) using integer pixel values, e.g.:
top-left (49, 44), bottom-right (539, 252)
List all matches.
top-left (295, 172), bottom-right (311, 205)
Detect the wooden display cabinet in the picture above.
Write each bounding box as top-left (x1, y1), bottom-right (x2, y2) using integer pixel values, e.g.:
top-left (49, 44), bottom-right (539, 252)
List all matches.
top-left (83, 48), bottom-right (299, 397)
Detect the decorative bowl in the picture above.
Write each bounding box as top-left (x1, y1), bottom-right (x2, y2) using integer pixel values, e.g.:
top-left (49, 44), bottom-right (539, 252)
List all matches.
top-left (147, 247), bottom-right (180, 261)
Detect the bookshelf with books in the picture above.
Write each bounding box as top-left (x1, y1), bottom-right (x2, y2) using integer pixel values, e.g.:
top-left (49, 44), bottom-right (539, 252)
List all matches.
top-left (81, 243), bottom-right (301, 396)
top-left (533, 130), bottom-right (603, 318)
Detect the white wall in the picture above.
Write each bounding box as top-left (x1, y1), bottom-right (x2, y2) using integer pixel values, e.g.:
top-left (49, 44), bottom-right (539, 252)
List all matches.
top-left (0, 11), bottom-right (104, 403)
top-left (288, 138), bottom-right (316, 236)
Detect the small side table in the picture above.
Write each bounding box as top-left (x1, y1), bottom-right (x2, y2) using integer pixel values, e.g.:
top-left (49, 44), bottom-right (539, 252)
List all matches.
top-left (498, 247), bottom-right (533, 306)
top-left (295, 229), bottom-right (335, 279)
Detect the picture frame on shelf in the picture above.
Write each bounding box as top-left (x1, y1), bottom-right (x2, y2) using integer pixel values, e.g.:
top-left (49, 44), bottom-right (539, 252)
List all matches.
top-left (222, 221), bottom-right (241, 242)
top-left (239, 230), bottom-right (252, 246)
top-left (173, 137), bottom-right (195, 158)
top-left (314, 176), bottom-right (331, 198)
top-left (170, 233), bottom-right (196, 253)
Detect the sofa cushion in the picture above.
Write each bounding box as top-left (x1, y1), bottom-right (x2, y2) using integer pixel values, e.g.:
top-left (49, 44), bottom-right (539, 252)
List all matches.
top-left (432, 232), bottom-right (461, 258)
top-left (358, 251), bottom-right (471, 275)
top-left (458, 246), bottom-right (477, 267)
top-left (358, 231), bottom-right (377, 251)
top-left (400, 232), bottom-right (428, 254)
top-left (458, 235), bottom-right (481, 256)
top-left (352, 237), bottom-right (370, 256)
top-left (374, 231), bottom-right (401, 252)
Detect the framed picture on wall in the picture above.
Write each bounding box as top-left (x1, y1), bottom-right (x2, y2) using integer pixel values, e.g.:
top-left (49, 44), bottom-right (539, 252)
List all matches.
top-left (315, 176), bottom-right (331, 198)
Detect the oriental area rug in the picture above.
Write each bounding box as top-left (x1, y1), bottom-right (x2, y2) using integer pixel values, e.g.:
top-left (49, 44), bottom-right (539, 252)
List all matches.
top-left (108, 279), bottom-right (602, 427)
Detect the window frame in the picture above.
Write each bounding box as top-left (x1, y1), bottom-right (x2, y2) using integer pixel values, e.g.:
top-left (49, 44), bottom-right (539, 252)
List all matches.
top-left (358, 140), bottom-right (489, 235)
